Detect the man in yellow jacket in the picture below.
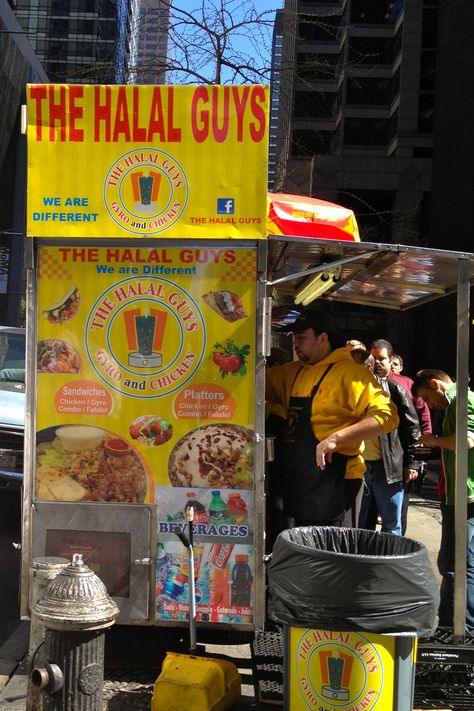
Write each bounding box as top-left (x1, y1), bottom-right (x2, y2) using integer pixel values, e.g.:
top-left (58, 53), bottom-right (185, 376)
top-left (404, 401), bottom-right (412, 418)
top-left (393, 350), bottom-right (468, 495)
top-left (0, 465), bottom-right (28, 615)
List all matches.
top-left (266, 311), bottom-right (399, 527)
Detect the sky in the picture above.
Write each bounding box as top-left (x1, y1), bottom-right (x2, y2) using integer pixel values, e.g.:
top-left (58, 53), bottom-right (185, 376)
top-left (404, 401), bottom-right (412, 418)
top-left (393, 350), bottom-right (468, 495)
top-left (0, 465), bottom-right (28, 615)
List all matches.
top-left (168, 0), bottom-right (284, 84)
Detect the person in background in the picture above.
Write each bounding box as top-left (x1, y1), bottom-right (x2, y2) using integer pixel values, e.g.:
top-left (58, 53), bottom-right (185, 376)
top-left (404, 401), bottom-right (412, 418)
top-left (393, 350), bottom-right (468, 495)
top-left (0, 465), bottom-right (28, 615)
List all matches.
top-left (358, 340), bottom-right (421, 535)
top-left (265, 311), bottom-right (399, 528)
top-left (265, 346), bottom-right (292, 551)
top-left (267, 346), bottom-right (291, 368)
top-left (345, 339), bottom-right (366, 352)
top-left (350, 348), bottom-right (373, 370)
top-left (391, 354), bottom-right (404, 374)
top-left (386, 349), bottom-right (432, 436)
top-left (349, 349), bottom-right (379, 528)
top-left (412, 369), bottom-right (474, 633)
top-left (383, 343), bottom-right (432, 533)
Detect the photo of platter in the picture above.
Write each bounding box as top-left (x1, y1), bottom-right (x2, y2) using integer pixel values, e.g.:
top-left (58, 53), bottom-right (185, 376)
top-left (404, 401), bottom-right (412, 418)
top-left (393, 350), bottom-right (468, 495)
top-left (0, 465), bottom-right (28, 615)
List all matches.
top-left (35, 425), bottom-right (151, 503)
top-left (168, 424), bottom-right (254, 489)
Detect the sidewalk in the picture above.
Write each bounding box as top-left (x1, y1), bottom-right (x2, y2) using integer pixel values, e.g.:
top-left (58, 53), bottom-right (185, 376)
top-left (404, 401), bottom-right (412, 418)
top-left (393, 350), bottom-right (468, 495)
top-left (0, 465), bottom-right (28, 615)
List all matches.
top-left (0, 498), bottom-right (442, 710)
top-left (406, 492), bottom-right (442, 580)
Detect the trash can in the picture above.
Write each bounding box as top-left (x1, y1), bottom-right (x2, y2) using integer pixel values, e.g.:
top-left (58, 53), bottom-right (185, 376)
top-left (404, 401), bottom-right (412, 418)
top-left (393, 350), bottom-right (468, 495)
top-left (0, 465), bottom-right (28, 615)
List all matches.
top-left (267, 527), bottom-right (440, 711)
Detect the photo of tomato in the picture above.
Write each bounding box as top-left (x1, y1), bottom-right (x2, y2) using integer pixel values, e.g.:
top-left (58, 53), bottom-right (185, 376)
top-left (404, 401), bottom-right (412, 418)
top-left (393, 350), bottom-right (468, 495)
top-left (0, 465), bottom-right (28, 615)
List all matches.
top-left (212, 339), bottom-right (250, 378)
top-left (129, 415), bottom-right (173, 446)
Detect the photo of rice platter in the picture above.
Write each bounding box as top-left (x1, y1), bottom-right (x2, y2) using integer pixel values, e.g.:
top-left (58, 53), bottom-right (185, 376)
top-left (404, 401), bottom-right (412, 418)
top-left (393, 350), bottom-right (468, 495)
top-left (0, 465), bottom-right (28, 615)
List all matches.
top-left (168, 424), bottom-right (254, 489)
top-left (36, 425), bottom-right (149, 503)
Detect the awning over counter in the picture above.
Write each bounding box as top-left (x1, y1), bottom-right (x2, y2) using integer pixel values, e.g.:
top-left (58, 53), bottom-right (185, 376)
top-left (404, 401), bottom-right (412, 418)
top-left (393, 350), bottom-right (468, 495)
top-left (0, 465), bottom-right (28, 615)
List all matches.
top-left (266, 236), bottom-right (474, 311)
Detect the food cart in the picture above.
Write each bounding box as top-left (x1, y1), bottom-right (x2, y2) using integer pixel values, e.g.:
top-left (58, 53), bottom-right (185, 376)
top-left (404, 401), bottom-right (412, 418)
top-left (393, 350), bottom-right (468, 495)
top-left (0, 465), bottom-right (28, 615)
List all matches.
top-left (21, 84), bottom-right (474, 654)
top-left (22, 82), bottom-right (272, 630)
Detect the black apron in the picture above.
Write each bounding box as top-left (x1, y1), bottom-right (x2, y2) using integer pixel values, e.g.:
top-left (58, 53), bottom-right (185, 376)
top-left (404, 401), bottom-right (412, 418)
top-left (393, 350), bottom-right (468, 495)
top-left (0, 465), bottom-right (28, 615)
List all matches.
top-left (282, 364), bottom-right (348, 524)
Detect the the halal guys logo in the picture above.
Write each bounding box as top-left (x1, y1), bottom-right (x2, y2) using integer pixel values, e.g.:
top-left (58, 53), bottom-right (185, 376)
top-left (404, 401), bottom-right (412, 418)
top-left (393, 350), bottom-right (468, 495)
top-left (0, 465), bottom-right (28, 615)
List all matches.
top-left (85, 277), bottom-right (205, 398)
top-left (103, 148), bottom-right (189, 235)
top-left (294, 630), bottom-right (384, 710)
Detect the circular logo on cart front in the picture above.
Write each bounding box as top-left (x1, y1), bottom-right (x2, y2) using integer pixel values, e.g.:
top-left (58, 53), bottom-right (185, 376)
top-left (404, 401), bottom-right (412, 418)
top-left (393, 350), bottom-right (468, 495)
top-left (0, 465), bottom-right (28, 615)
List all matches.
top-left (85, 277), bottom-right (205, 399)
top-left (104, 148), bottom-right (189, 235)
top-left (293, 630), bottom-right (386, 710)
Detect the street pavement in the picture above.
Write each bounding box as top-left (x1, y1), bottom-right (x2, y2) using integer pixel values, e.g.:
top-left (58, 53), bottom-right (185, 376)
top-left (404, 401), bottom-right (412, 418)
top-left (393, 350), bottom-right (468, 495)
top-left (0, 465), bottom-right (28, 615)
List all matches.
top-left (0, 469), bottom-right (443, 710)
top-left (406, 465), bottom-right (442, 578)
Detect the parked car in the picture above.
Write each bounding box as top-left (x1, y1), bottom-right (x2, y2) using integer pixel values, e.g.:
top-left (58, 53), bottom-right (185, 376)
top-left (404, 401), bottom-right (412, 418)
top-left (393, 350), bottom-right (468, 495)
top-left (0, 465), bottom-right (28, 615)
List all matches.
top-left (0, 326), bottom-right (25, 490)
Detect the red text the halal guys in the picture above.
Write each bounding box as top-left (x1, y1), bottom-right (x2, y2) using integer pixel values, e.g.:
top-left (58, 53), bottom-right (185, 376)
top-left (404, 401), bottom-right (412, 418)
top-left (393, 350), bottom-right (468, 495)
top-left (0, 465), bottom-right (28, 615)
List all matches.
top-left (29, 85), bottom-right (267, 144)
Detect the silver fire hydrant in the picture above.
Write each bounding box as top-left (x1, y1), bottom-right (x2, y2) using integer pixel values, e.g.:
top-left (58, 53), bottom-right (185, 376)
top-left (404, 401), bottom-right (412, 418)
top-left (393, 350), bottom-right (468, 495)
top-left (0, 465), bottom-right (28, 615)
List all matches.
top-left (27, 556), bottom-right (70, 711)
top-left (31, 553), bottom-right (119, 711)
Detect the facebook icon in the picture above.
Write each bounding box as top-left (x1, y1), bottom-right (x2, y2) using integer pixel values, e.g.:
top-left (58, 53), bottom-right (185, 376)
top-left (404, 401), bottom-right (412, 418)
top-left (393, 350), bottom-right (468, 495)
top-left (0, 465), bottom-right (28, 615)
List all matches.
top-left (217, 198), bottom-right (235, 215)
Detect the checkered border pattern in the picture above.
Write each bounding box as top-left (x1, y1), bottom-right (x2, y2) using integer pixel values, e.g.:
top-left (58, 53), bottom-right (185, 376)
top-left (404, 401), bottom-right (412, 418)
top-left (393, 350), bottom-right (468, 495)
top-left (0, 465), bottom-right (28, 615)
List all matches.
top-left (38, 248), bottom-right (74, 281)
top-left (220, 249), bottom-right (257, 283)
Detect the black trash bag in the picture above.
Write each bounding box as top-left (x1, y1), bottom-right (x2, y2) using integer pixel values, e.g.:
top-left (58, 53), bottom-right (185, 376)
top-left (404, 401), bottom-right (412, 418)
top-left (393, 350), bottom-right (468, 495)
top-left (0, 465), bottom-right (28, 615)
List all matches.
top-left (267, 527), bottom-right (439, 636)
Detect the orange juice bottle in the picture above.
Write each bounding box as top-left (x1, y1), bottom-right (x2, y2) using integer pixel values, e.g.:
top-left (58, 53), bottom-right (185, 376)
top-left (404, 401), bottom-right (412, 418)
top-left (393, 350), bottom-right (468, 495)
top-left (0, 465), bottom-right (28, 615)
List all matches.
top-left (209, 564), bottom-right (230, 607)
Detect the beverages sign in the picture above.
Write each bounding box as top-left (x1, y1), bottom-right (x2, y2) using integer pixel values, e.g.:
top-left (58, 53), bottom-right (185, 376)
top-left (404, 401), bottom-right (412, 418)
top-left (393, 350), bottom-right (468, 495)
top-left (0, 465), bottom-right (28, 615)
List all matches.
top-left (26, 84), bottom-right (268, 239)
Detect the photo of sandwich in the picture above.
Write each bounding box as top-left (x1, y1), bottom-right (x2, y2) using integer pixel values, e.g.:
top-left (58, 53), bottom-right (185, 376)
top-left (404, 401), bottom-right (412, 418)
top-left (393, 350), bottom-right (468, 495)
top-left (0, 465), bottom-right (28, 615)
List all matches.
top-left (202, 290), bottom-right (246, 322)
top-left (42, 285), bottom-right (81, 324)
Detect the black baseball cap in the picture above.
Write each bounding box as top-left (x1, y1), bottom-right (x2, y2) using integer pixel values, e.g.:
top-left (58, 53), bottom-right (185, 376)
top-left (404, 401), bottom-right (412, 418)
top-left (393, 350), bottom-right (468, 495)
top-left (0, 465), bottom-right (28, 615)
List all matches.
top-left (281, 310), bottom-right (338, 338)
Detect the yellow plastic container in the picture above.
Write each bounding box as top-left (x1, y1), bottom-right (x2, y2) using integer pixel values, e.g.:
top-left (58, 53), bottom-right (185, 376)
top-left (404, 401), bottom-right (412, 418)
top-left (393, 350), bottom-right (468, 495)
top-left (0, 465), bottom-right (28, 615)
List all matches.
top-left (152, 651), bottom-right (241, 711)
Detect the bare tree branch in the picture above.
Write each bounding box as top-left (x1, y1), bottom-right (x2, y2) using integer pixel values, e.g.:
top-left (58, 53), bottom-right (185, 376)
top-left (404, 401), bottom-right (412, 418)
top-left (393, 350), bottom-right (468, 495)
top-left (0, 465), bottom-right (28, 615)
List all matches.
top-left (155, 0), bottom-right (277, 85)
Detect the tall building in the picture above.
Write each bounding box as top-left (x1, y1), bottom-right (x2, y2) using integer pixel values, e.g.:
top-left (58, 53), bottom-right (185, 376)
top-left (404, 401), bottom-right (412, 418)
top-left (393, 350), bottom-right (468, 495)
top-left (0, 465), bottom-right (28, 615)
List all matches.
top-left (116, 0), bottom-right (169, 84)
top-left (2, 0), bottom-right (170, 323)
top-left (8, 0), bottom-right (170, 85)
top-left (0, 0), bottom-right (47, 325)
top-left (269, 3), bottom-right (296, 191)
top-left (268, 10), bottom-right (283, 190)
top-left (274, 0), bottom-right (437, 246)
top-left (272, 0), bottom-right (474, 373)
top-left (8, 0), bottom-right (118, 83)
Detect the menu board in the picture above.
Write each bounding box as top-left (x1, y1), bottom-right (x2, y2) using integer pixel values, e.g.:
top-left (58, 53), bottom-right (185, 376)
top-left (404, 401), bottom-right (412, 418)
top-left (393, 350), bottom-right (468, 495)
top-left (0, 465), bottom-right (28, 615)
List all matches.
top-left (26, 84), bottom-right (268, 240)
top-left (35, 242), bottom-right (257, 624)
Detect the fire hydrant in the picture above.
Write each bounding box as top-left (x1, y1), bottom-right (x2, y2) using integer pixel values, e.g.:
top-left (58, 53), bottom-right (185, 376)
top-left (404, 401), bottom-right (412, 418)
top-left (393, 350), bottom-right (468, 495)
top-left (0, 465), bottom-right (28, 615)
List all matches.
top-left (31, 553), bottom-right (119, 710)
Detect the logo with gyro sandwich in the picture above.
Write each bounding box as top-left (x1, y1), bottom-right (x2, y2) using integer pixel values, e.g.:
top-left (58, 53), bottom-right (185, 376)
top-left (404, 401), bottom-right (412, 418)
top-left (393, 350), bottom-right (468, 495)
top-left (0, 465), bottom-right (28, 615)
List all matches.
top-left (294, 629), bottom-right (386, 711)
top-left (85, 277), bottom-right (205, 398)
top-left (104, 148), bottom-right (189, 235)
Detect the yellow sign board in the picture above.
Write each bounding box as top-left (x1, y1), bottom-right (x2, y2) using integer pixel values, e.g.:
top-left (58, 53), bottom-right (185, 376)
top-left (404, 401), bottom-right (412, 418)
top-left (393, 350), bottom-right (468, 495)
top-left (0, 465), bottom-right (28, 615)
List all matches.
top-left (288, 627), bottom-right (398, 710)
top-left (26, 84), bottom-right (269, 239)
top-left (35, 244), bottom-right (256, 500)
top-left (35, 243), bottom-right (258, 625)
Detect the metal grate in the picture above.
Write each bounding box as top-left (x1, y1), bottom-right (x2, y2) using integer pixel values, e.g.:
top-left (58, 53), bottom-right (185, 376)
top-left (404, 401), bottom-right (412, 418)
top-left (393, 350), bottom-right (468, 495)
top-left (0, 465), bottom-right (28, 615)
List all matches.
top-left (414, 664), bottom-right (474, 710)
top-left (414, 627), bottom-right (474, 710)
top-left (252, 630), bottom-right (284, 706)
top-left (253, 630), bottom-right (284, 658)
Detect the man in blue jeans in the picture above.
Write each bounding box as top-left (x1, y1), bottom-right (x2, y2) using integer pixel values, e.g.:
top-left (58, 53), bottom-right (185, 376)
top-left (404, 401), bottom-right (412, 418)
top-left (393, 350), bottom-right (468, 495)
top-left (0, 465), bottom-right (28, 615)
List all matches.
top-left (413, 369), bottom-right (474, 633)
top-left (358, 340), bottom-right (421, 535)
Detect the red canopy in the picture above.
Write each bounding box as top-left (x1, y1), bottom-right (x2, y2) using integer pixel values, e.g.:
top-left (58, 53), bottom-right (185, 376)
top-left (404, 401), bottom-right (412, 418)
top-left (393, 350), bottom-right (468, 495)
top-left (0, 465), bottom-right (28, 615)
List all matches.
top-left (267, 192), bottom-right (360, 242)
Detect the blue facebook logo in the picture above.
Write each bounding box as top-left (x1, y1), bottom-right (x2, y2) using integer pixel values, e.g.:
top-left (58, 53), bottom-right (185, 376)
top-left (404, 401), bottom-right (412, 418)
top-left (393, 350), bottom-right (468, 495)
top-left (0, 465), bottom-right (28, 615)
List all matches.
top-left (217, 198), bottom-right (235, 215)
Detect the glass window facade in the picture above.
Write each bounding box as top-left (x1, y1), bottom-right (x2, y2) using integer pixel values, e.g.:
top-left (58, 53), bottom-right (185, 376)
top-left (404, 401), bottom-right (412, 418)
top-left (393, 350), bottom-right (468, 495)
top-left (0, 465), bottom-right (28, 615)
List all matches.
top-left (10, 0), bottom-right (168, 84)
